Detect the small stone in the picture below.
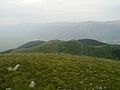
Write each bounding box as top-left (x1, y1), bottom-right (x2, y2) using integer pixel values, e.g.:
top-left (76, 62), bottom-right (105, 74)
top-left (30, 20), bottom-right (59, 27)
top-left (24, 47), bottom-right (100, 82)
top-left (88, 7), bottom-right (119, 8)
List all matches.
top-left (103, 86), bottom-right (107, 89)
top-left (95, 86), bottom-right (99, 89)
top-left (29, 81), bottom-right (35, 88)
top-left (7, 67), bottom-right (13, 71)
top-left (6, 88), bottom-right (11, 90)
top-left (13, 64), bottom-right (20, 71)
top-left (57, 87), bottom-right (61, 89)
top-left (99, 86), bottom-right (103, 90)
top-left (89, 66), bottom-right (92, 69)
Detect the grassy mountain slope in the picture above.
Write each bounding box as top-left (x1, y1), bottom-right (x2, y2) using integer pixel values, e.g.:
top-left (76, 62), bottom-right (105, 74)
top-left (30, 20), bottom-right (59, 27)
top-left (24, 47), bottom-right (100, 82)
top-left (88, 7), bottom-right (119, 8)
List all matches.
top-left (0, 53), bottom-right (120, 90)
top-left (9, 39), bottom-right (120, 60)
top-left (17, 40), bottom-right (45, 49)
top-left (78, 39), bottom-right (108, 46)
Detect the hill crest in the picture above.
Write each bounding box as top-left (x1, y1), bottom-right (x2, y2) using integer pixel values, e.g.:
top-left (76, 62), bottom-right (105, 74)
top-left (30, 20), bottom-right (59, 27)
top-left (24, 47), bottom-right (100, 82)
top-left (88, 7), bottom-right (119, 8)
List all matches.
top-left (78, 39), bottom-right (108, 46)
top-left (1, 39), bottom-right (120, 60)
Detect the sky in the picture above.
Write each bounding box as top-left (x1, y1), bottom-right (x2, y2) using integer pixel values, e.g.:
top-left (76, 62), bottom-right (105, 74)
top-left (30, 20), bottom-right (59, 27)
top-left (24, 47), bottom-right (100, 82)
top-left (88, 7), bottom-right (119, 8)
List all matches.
top-left (0, 0), bottom-right (120, 25)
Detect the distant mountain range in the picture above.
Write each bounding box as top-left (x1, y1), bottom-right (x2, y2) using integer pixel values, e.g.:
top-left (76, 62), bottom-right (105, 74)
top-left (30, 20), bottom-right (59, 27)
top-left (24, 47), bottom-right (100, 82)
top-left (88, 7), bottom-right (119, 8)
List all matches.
top-left (0, 21), bottom-right (120, 52)
top-left (2, 39), bottom-right (120, 60)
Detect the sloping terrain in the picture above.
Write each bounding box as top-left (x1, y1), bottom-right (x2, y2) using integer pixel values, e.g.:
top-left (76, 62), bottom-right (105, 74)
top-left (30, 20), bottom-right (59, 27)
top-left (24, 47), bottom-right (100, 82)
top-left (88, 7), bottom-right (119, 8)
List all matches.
top-left (78, 39), bottom-right (108, 46)
top-left (0, 53), bottom-right (120, 90)
top-left (17, 40), bottom-right (45, 49)
top-left (4, 39), bottom-right (120, 60)
top-left (1, 21), bottom-right (120, 52)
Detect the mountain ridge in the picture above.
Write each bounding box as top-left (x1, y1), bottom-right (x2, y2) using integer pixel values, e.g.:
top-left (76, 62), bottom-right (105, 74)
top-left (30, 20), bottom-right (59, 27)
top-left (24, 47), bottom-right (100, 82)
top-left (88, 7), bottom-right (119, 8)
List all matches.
top-left (17, 40), bottom-right (45, 49)
top-left (0, 20), bottom-right (120, 52)
top-left (78, 39), bottom-right (108, 46)
top-left (1, 39), bottom-right (120, 60)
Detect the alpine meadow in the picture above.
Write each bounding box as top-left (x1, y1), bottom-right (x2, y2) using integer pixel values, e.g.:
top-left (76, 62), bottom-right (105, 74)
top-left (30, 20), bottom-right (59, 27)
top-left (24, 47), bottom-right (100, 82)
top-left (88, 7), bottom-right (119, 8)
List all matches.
top-left (0, 0), bottom-right (120, 90)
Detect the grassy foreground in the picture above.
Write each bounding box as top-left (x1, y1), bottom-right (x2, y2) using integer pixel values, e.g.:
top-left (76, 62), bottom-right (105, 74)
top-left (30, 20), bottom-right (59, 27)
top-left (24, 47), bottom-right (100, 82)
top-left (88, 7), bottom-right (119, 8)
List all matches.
top-left (0, 53), bottom-right (120, 90)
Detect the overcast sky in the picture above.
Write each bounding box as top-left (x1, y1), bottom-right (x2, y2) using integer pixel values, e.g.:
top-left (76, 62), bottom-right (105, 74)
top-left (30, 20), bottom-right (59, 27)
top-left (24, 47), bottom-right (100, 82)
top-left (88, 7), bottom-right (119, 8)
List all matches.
top-left (0, 0), bottom-right (120, 25)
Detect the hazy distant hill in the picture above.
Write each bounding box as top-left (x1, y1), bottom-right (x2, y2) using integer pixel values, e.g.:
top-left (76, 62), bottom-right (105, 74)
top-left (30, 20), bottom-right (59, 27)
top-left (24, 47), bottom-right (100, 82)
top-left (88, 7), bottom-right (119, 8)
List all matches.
top-left (2, 39), bottom-right (120, 60)
top-left (78, 39), bottom-right (108, 46)
top-left (0, 21), bottom-right (120, 52)
top-left (17, 40), bottom-right (45, 49)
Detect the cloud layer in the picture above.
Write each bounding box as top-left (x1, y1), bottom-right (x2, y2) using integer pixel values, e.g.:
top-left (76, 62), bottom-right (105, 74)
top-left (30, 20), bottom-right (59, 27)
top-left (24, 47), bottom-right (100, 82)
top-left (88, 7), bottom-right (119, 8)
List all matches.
top-left (0, 0), bottom-right (120, 25)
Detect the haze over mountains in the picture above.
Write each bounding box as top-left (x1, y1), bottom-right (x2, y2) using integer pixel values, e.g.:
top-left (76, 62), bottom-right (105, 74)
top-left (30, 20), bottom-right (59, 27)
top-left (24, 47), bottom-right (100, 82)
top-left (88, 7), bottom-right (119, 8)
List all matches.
top-left (2, 39), bottom-right (120, 60)
top-left (0, 21), bottom-right (120, 52)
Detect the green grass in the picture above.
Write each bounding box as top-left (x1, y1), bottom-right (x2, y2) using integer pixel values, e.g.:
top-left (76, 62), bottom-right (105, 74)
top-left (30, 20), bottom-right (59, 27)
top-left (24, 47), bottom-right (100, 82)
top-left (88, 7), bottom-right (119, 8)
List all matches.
top-left (0, 53), bottom-right (120, 90)
top-left (7, 40), bottom-right (120, 60)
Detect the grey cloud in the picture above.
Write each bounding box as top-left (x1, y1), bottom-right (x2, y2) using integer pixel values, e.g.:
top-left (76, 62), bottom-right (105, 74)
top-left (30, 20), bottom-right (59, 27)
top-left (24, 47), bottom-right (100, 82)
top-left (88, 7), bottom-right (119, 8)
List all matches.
top-left (0, 0), bottom-right (120, 25)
